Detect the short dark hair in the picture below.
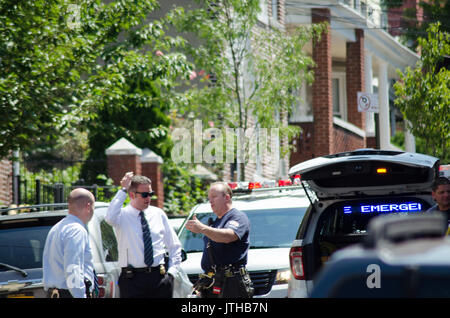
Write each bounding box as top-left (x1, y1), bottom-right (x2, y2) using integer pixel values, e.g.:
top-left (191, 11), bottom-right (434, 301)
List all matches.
top-left (432, 176), bottom-right (450, 191)
top-left (129, 175), bottom-right (152, 193)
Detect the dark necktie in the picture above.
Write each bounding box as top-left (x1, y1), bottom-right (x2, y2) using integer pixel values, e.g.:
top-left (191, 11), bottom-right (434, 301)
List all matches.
top-left (139, 211), bottom-right (154, 267)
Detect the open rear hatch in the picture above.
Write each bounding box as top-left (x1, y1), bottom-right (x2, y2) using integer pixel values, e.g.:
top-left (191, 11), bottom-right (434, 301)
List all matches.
top-left (289, 149), bottom-right (440, 200)
top-left (289, 150), bottom-right (440, 280)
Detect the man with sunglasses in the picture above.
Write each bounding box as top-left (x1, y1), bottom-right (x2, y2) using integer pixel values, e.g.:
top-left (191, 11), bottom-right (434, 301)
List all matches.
top-left (106, 172), bottom-right (182, 297)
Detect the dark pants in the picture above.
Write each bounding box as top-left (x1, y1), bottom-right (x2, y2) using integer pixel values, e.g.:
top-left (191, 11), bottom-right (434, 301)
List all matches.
top-left (201, 270), bottom-right (253, 298)
top-left (46, 288), bottom-right (73, 298)
top-left (118, 270), bottom-right (173, 298)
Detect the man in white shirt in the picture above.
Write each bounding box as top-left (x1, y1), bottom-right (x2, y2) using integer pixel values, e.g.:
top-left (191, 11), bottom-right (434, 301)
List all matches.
top-left (43, 188), bottom-right (96, 298)
top-left (106, 172), bottom-right (182, 298)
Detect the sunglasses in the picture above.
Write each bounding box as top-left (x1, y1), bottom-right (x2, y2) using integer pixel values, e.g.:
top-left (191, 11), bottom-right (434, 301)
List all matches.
top-left (135, 191), bottom-right (155, 198)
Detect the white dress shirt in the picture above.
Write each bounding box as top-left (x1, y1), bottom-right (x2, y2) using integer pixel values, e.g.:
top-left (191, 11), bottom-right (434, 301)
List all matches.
top-left (43, 214), bottom-right (94, 298)
top-left (106, 190), bottom-right (182, 276)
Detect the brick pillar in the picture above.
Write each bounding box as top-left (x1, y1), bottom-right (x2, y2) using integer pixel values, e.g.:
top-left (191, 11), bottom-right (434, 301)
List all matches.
top-left (0, 158), bottom-right (13, 207)
top-left (105, 138), bottom-right (142, 186)
top-left (346, 29), bottom-right (366, 132)
top-left (141, 148), bottom-right (164, 209)
top-left (312, 8), bottom-right (333, 156)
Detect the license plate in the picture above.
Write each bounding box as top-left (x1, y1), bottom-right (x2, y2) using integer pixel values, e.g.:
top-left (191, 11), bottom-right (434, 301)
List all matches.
top-left (7, 292), bottom-right (34, 298)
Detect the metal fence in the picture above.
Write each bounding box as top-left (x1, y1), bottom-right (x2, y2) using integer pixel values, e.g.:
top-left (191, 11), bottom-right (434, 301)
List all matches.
top-left (15, 177), bottom-right (117, 205)
top-left (16, 176), bottom-right (117, 204)
top-left (9, 158), bottom-right (116, 205)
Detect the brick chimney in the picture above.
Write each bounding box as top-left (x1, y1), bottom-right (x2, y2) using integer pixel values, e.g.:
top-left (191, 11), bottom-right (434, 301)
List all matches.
top-left (141, 148), bottom-right (164, 209)
top-left (105, 137), bottom-right (142, 186)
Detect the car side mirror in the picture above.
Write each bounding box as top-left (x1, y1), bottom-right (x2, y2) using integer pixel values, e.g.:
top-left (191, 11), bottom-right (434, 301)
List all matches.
top-left (181, 249), bottom-right (187, 262)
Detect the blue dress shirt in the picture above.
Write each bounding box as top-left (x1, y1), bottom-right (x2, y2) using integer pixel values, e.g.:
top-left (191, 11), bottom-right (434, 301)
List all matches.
top-left (43, 214), bottom-right (94, 298)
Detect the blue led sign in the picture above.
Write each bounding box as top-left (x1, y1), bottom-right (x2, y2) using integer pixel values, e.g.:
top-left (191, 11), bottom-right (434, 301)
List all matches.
top-left (343, 202), bottom-right (423, 214)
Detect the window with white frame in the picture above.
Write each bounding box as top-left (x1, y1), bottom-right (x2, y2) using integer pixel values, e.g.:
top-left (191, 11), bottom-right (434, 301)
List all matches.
top-left (332, 72), bottom-right (347, 120)
top-left (289, 82), bottom-right (313, 122)
top-left (290, 73), bottom-right (346, 122)
top-left (272, 0), bottom-right (278, 21)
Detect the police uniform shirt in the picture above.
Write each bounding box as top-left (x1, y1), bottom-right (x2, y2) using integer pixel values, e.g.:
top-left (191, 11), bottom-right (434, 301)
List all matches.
top-left (43, 214), bottom-right (95, 298)
top-left (106, 190), bottom-right (182, 276)
top-left (201, 208), bottom-right (250, 271)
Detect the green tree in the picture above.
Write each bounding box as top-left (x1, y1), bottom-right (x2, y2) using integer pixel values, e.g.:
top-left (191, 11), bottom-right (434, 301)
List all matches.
top-left (394, 23), bottom-right (449, 163)
top-left (169, 0), bottom-right (325, 180)
top-left (0, 0), bottom-right (192, 159)
top-left (381, 0), bottom-right (450, 51)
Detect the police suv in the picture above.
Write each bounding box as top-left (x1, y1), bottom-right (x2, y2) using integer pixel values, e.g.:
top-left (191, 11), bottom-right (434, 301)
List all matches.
top-left (178, 182), bottom-right (310, 297)
top-left (287, 149), bottom-right (439, 297)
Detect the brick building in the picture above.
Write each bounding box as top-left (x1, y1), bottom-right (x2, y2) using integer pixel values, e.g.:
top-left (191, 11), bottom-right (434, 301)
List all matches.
top-left (0, 1), bottom-right (422, 206)
top-left (286, 0), bottom-right (419, 166)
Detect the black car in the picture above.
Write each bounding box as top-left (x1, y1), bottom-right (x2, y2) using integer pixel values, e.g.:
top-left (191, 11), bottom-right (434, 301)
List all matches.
top-left (0, 203), bottom-right (120, 298)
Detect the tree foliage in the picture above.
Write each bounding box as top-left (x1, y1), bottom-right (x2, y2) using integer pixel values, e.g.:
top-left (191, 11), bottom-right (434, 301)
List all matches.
top-left (394, 23), bottom-right (449, 163)
top-left (169, 0), bottom-right (325, 179)
top-left (0, 0), bottom-right (193, 158)
top-left (381, 0), bottom-right (450, 50)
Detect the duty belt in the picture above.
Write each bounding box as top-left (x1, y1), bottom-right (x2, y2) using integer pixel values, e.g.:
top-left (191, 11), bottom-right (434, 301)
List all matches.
top-left (121, 265), bottom-right (166, 275)
top-left (216, 264), bottom-right (248, 278)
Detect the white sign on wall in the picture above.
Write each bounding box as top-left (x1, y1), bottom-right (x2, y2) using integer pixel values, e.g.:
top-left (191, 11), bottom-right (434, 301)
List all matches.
top-left (357, 92), bottom-right (379, 113)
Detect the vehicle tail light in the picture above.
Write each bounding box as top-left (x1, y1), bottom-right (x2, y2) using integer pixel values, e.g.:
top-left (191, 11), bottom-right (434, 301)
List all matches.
top-left (289, 246), bottom-right (305, 280)
top-left (97, 275), bottom-right (105, 286)
top-left (96, 273), bottom-right (115, 298)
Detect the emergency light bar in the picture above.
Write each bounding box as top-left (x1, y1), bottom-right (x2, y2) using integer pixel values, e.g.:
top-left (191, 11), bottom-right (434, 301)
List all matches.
top-left (228, 175), bottom-right (302, 192)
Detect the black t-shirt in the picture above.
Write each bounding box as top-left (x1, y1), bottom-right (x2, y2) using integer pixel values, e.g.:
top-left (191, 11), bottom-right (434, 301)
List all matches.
top-left (201, 208), bottom-right (250, 271)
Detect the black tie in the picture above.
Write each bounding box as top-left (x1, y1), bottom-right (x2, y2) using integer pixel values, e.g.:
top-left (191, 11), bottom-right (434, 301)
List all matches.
top-left (139, 211), bottom-right (154, 267)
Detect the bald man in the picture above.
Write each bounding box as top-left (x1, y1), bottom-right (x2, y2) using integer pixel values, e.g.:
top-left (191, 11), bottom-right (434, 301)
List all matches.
top-left (186, 182), bottom-right (253, 298)
top-left (43, 188), bottom-right (96, 298)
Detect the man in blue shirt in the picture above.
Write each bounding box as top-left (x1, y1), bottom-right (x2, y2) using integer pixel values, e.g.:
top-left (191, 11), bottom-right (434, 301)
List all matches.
top-left (186, 182), bottom-right (253, 298)
top-left (427, 176), bottom-right (450, 234)
top-left (43, 188), bottom-right (96, 298)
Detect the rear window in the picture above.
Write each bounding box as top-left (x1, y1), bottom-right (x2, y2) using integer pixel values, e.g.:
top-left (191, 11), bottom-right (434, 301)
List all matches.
top-left (316, 197), bottom-right (431, 260)
top-left (0, 217), bottom-right (63, 270)
top-left (179, 207), bottom-right (307, 252)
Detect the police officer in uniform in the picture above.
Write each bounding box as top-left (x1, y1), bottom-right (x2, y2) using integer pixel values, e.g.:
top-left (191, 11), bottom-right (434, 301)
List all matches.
top-left (186, 182), bottom-right (253, 298)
